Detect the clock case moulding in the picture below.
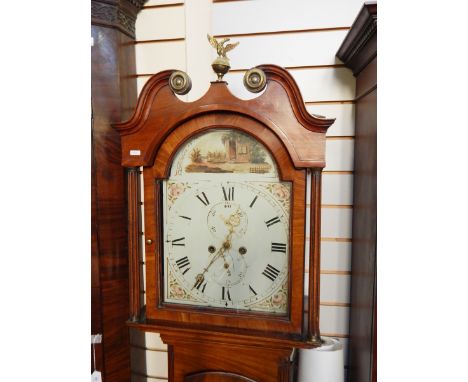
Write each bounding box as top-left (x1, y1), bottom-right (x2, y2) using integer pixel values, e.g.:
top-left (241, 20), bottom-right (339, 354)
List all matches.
top-left (113, 64), bottom-right (334, 350)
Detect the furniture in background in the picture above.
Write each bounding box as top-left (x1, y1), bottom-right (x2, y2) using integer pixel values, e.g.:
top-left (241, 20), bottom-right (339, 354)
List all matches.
top-left (91, 1), bottom-right (146, 380)
top-left (336, 2), bottom-right (377, 382)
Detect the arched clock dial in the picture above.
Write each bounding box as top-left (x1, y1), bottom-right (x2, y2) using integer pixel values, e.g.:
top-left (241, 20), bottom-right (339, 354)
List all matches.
top-left (162, 129), bottom-right (291, 314)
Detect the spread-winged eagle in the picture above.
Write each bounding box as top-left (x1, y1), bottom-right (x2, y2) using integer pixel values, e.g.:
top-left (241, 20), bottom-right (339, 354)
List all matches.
top-left (207, 34), bottom-right (239, 58)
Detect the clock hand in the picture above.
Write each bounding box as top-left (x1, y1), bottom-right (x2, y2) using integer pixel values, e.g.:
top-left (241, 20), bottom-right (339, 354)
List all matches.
top-left (192, 230), bottom-right (234, 289)
top-left (193, 208), bottom-right (244, 290)
top-left (223, 208), bottom-right (242, 230)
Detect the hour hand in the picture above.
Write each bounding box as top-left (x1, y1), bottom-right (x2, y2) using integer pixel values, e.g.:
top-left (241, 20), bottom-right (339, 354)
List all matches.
top-left (192, 273), bottom-right (205, 289)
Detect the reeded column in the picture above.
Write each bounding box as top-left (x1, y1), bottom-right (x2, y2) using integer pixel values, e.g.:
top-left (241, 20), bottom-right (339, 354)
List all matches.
top-left (127, 167), bottom-right (142, 321)
top-left (307, 168), bottom-right (322, 343)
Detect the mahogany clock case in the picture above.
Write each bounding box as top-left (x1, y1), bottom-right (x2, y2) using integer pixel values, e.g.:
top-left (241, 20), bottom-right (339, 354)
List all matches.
top-left (113, 65), bottom-right (334, 347)
top-left (145, 114), bottom-right (306, 339)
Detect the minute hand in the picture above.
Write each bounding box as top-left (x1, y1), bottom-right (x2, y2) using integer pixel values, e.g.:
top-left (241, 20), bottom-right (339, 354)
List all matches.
top-left (192, 228), bottom-right (234, 289)
top-left (192, 210), bottom-right (239, 289)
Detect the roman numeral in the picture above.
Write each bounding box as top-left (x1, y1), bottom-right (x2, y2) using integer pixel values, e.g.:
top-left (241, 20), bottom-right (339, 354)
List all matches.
top-left (196, 192), bottom-right (210, 206)
top-left (196, 281), bottom-right (207, 293)
top-left (262, 264), bottom-right (280, 282)
top-left (222, 186), bottom-right (234, 201)
top-left (265, 216), bottom-right (281, 228)
top-left (222, 286), bottom-right (231, 301)
top-left (271, 242), bottom-right (287, 253)
top-left (175, 256), bottom-right (190, 270)
top-left (249, 195), bottom-right (258, 208)
top-left (249, 285), bottom-right (257, 295)
top-left (171, 237), bottom-right (185, 246)
top-left (179, 215), bottom-right (192, 221)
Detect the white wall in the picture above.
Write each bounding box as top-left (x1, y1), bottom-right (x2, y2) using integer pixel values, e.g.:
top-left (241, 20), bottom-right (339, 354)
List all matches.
top-left (132, 1), bottom-right (365, 380)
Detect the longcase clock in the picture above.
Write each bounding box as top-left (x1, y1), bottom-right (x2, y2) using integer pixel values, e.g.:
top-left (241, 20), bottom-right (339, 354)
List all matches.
top-left (113, 60), bottom-right (334, 381)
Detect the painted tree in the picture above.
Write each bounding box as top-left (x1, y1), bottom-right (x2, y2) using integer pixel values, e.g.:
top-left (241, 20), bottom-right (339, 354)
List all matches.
top-left (190, 148), bottom-right (203, 163)
top-left (250, 142), bottom-right (267, 163)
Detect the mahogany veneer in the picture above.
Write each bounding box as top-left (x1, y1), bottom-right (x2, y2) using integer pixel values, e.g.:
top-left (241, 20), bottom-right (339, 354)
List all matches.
top-left (91, 1), bottom-right (147, 381)
top-left (114, 65), bottom-right (334, 381)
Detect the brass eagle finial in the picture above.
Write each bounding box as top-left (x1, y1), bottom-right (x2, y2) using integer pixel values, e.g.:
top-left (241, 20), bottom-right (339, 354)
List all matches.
top-left (207, 34), bottom-right (239, 58)
top-left (207, 34), bottom-right (239, 81)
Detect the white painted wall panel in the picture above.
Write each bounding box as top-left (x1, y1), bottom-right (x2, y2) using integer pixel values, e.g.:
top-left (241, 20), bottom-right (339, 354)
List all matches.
top-left (131, 347), bottom-right (169, 378)
top-left (305, 239), bottom-right (352, 271)
top-left (184, 0), bottom-right (213, 101)
top-left (320, 274), bottom-right (351, 302)
top-left (322, 173), bottom-right (354, 205)
top-left (212, 0), bottom-right (365, 35)
top-left (325, 140), bottom-right (354, 171)
top-left (307, 103), bottom-right (355, 136)
top-left (141, 263), bottom-right (147, 300)
top-left (227, 30), bottom-right (349, 69)
top-left (321, 242), bottom-right (352, 271)
top-left (130, 328), bottom-right (168, 350)
top-left (221, 71), bottom-right (266, 100)
top-left (291, 68), bottom-right (355, 101)
top-left (136, 7), bottom-right (186, 40)
top-left (132, 375), bottom-right (168, 382)
top-left (320, 305), bottom-right (350, 334)
top-left (136, 41), bottom-right (186, 74)
top-left (305, 208), bottom-right (356, 241)
top-left (140, 263), bottom-right (145, 292)
top-left (223, 67), bottom-right (355, 101)
top-left (137, 77), bottom-right (149, 96)
top-left (321, 208), bottom-right (353, 238)
top-left (340, 338), bottom-right (349, 366)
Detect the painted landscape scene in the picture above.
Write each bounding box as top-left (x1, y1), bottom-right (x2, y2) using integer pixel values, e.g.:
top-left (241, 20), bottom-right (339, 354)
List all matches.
top-left (181, 130), bottom-right (275, 174)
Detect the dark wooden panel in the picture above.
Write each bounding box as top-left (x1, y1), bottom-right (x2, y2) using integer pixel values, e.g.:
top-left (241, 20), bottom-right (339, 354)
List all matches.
top-left (91, 112), bottom-right (103, 377)
top-left (337, 4), bottom-right (377, 381)
top-left (163, 337), bottom-right (294, 382)
top-left (91, 21), bottom-right (138, 382)
top-left (348, 88), bottom-right (377, 382)
top-left (336, 2), bottom-right (377, 76)
top-left (356, 57), bottom-right (377, 100)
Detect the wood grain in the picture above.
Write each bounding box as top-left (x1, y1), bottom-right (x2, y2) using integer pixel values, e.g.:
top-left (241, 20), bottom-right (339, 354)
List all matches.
top-left (146, 115), bottom-right (307, 337)
top-left (114, 65), bottom-right (334, 168)
top-left (348, 83), bottom-right (377, 382)
top-left (127, 167), bottom-right (142, 321)
top-left (91, 15), bottom-right (139, 381)
top-left (307, 169), bottom-right (322, 342)
top-left (113, 64), bottom-right (334, 381)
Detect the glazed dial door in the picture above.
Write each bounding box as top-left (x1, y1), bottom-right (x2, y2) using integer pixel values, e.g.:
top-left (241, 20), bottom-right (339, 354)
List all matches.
top-left (162, 129), bottom-right (291, 314)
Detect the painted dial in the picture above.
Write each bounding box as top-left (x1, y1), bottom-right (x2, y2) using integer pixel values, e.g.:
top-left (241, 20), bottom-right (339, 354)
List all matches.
top-left (163, 180), bottom-right (290, 313)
